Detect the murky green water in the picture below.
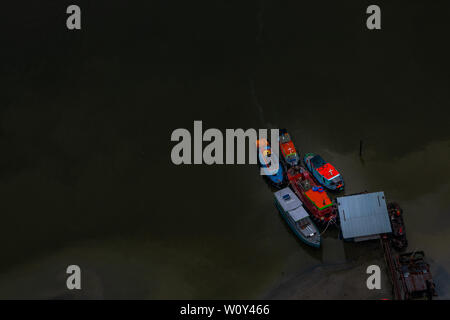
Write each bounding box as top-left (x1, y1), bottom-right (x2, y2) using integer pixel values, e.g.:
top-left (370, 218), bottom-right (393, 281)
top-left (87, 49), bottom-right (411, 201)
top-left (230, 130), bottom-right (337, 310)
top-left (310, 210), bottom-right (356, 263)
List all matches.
top-left (0, 1), bottom-right (449, 299)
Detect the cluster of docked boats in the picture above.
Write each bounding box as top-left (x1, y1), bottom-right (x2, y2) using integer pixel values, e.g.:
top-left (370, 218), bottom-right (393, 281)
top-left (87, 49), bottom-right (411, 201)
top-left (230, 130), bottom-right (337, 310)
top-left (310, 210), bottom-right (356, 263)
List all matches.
top-left (256, 129), bottom-right (345, 248)
top-left (257, 129), bottom-right (410, 251)
top-left (257, 130), bottom-right (434, 298)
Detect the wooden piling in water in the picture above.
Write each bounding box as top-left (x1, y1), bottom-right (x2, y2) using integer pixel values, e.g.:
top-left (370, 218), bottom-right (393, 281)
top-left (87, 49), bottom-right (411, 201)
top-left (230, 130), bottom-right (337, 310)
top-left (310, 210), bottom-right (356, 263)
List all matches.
top-left (359, 140), bottom-right (363, 157)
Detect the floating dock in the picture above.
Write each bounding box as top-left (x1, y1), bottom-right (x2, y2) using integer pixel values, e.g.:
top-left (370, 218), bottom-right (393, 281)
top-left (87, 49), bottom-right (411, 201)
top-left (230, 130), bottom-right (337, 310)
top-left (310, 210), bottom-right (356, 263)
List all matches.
top-left (336, 192), bottom-right (392, 242)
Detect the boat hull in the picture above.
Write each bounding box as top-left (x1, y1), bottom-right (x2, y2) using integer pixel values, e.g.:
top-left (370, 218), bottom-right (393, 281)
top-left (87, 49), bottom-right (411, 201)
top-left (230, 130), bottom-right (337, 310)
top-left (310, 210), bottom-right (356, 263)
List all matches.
top-left (264, 167), bottom-right (284, 187)
top-left (279, 129), bottom-right (300, 168)
top-left (303, 153), bottom-right (344, 191)
top-left (257, 139), bottom-right (285, 187)
top-left (275, 201), bottom-right (321, 248)
top-left (388, 202), bottom-right (408, 251)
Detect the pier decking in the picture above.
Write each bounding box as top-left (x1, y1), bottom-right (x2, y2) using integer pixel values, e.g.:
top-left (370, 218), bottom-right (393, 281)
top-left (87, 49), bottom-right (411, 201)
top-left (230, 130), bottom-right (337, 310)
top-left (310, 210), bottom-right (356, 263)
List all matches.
top-left (382, 237), bottom-right (436, 300)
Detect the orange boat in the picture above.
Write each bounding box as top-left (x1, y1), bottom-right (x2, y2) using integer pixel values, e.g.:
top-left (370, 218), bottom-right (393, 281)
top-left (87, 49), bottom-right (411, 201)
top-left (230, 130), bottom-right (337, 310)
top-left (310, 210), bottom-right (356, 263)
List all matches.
top-left (287, 166), bottom-right (337, 223)
top-left (279, 129), bottom-right (300, 167)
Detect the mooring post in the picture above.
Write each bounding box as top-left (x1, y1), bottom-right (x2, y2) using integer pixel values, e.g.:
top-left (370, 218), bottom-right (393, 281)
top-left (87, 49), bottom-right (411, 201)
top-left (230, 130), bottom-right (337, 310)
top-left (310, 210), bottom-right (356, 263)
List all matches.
top-left (359, 140), bottom-right (363, 157)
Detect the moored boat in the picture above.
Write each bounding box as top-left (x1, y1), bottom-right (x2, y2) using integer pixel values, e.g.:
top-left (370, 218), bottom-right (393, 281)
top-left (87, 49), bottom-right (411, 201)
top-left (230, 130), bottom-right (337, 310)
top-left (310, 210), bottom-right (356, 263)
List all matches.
top-left (274, 187), bottom-right (321, 248)
top-left (256, 138), bottom-right (284, 187)
top-left (279, 129), bottom-right (300, 167)
top-left (394, 251), bottom-right (436, 300)
top-left (387, 202), bottom-right (408, 251)
top-left (304, 153), bottom-right (344, 191)
top-left (287, 166), bottom-right (337, 223)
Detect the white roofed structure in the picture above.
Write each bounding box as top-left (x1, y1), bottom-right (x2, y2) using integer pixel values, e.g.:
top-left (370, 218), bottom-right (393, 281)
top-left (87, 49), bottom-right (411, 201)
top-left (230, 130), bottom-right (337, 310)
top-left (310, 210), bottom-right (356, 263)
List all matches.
top-left (274, 188), bottom-right (309, 221)
top-left (337, 192), bottom-right (392, 242)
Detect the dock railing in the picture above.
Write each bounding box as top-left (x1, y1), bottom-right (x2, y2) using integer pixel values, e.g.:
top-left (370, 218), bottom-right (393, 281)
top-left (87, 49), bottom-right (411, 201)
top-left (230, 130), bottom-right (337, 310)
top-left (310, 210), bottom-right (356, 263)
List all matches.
top-left (381, 236), bottom-right (404, 300)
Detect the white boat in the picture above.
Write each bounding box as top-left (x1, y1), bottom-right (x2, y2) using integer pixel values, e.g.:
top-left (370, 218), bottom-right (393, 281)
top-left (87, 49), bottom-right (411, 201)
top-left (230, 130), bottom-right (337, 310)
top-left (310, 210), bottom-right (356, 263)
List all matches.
top-left (274, 187), bottom-right (321, 248)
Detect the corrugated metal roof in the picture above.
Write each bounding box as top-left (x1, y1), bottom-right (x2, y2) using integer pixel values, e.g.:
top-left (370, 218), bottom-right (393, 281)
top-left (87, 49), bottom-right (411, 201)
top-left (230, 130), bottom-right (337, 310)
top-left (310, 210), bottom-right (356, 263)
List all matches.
top-left (337, 192), bottom-right (392, 239)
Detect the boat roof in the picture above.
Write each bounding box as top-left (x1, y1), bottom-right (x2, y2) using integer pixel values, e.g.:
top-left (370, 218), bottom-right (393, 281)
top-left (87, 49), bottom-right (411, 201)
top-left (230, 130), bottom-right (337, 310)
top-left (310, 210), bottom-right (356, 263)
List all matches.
top-left (281, 141), bottom-right (297, 157)
top-left (258, 149), bottom-right (281, 175)
top-left (305, 189), bottom-right (333, 210)
top-left (310, 154), bottom-right (325, 166)
top-left (274, 187), bottom-right (301, 211)
top-left (279, 131), bottom-right (291, 144)
top-left (288, 206), bottom-right (309, 222)
top-left (316, 163), bottom-right (340, 180)
top-left (274, 188), bottom-right (309, 221)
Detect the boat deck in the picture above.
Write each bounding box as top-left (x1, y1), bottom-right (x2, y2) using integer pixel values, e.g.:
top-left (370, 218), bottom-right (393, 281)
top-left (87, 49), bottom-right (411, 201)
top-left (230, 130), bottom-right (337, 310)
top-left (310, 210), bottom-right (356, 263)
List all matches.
top-left (305, 189), bottom-right (333, 210)
top-left (382, 238), bottom-right (436, 300)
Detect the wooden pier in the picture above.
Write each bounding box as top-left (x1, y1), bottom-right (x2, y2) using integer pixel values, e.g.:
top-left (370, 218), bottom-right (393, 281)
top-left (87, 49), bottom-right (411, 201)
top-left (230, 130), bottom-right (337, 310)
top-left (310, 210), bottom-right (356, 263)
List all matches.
top-left (381, 237), bottom-right (403, 300)
top-left (381, 236), bottom-right (436, 300)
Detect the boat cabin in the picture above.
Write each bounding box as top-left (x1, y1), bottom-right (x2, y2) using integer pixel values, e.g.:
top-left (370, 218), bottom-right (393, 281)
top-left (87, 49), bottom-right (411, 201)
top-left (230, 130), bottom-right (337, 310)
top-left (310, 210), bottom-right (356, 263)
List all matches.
top-left (274, 188), bottom-right (320, 247)
top-left (279, 129), bottom-right (300, 166)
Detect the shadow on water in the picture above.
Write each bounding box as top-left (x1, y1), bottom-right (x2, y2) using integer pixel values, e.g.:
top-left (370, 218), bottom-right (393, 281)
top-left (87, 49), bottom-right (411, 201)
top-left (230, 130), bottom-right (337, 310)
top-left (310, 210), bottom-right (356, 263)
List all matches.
top-left (272, 202), bottom-right (323, 262)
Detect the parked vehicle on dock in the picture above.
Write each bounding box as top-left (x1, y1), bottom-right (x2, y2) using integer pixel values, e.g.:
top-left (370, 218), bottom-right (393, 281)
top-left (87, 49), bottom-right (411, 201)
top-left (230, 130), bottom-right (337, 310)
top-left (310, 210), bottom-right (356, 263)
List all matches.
top-left (304, 153), bottom-right (344, 191)
top-left (287, 166), bottom-right (337, 223)
top-left (274, 187), bottom-right (321, 248)
top-left (256, 138), bottom-right (284, 187)
top-left (279, 129), bottom-right (300, 167)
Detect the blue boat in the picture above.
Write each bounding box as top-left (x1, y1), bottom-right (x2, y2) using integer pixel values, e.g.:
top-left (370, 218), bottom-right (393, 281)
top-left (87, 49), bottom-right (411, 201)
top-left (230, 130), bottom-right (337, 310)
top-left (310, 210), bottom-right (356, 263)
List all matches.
top-left (304, 153), bottom-right (344, 191)
top-left (257, 138), bottom-right (284, 187)
top-left (274, 187), bottom-right (321, 248)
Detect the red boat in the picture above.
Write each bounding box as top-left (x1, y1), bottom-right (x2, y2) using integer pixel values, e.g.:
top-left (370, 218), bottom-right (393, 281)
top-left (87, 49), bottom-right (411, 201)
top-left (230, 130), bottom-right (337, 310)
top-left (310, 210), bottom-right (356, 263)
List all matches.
top-left (394, 251), bottom-right (436, 300)
top-left (287, 166), bottom-right (337, 223)
top-left (381, 239), bottom-right (436, 300)
top-left (387, 202), bottom-right (408, 251)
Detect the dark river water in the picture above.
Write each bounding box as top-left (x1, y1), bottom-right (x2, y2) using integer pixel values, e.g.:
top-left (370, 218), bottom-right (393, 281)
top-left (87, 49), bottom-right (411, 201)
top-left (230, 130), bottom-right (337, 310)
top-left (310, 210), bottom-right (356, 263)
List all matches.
top-left (0, 1), bottom-right (449, 299)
